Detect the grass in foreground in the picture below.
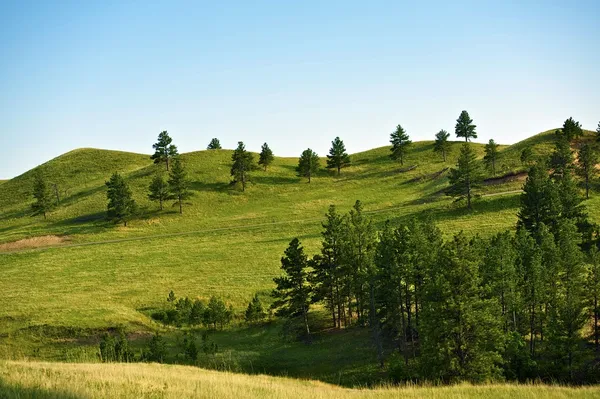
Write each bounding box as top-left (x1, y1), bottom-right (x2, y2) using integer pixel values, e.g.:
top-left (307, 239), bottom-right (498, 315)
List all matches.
top-left (1, 360), bottom-right (599, 399)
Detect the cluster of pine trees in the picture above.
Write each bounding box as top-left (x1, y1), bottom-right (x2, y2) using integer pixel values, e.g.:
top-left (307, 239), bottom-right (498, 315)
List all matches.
top-left (151, 291), bottom-right (234, 330)
top-left (272, 147), bottom-right (600, 382)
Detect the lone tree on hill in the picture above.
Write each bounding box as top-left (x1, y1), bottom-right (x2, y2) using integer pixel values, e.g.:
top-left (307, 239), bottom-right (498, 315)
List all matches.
top-left (447, 143), bottom-right (484, 209)
top-left (434, 129), bottom-right (451, 162)
top-left (558, 117), bottom-right (583, 142)
top-left (326, 137), bottom-right (351, 175)
top-left (297, 148), bottom-right (320, 183)
top-left (168, 158), bottom-right (191, 214)
top-left (455, 110), bottom-right (477, 142)
top-left (258, 142), bottom-right (274, 171)
top-left (105, 172), bottom-right (136, 226)
top-left (230, 141), bottom-right (255, 191)
top-left (148, 173), bottom-right (169, 210)
top-left (483, 139), bottom-right (499, 176)
top-left (389, 124), bottom-right (411, 165)
top-left (271, 238), bottom-right (312, 336)
top-left (151, 131), bottom-right (179, 171)
top-left (577, 144), bottom-right (597, 199)
top-left (31, 171), bottom-right (52, 219)
top-left (207, 138), bottom-right (222, 150)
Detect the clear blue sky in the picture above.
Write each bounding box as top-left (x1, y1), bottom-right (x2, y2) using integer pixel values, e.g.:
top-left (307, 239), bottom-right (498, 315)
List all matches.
top-left (1, 1), bottom-right (599, 179)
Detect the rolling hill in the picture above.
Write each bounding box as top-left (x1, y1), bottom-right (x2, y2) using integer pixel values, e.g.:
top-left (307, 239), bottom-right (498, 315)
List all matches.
top-left (1, 128), bottom-right (599, 386)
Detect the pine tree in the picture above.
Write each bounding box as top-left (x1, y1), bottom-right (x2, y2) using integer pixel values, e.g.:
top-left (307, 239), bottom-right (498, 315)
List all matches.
top-left (148, 173), bottom-right (169, 210)
top-left (517, 164), bottom-right (560, 236)
top-left (207, 138), bottom-right (222, 150)
top-left (520, 147), bottom-right (534, 166)
top-left (559, 117), bottom-right (583, 142)
top-left (389, 125), bottom-right (411, 165)
top-left (105, 172), bottom-right (136, 226)
top-left (258, 142), bottom-right (274, 171)
top-left (483, 139), bottom-right (499, 176)
top-left (168, 158), bottom-right (191, 214)
top-left (433, 129), bottom-right (451, 162)
top-left (447, 143), bottom-right (484, 209)
top-left (151, 131), bottom-right (178, 171)
top-left (326, 137), bottom-right (350, 175)
top-left (296, 148), bottom-right (320, 183)
top-left (31, 171), bottom-right (52, 219)
top-left (596, 122), bottom-right (600, 142)
top-left (576, 144), bottom-right (597, 199)
top-left (455, 110), bottom-right (477, 142)
top-left (245, 294), bottom-right (266, 323)
top-left (550, 135), bottom-right (574, 180)
top-left (230, 141), bottom-right (255, 191)
top-left (146, 332), bottom-right (167, 363)
top-left (190, 299), bottom-right (206, 325)
top-left (271, 238), bottom-right (312, 336)
top-left (558, 169), bottom-right (587, 224)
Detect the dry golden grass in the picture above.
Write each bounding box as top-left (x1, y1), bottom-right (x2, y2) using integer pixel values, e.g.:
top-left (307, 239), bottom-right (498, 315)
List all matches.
top-left (0, 235), bottom-right (69, 252)
top-left (0, 361), bottom-right (599, 399)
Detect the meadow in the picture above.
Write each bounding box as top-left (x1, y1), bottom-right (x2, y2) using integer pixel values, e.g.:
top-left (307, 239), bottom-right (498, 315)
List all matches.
top-left (1, 129), bottom-right (600, 388)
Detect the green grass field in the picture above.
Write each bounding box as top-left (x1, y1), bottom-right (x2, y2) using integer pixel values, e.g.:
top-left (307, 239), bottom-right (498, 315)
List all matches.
top-left (1, 129), bottom-right (599, 387)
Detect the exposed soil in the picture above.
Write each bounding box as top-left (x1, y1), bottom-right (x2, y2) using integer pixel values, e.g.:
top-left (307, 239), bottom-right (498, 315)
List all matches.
top-left (0, 235), bottom-right (70, 252)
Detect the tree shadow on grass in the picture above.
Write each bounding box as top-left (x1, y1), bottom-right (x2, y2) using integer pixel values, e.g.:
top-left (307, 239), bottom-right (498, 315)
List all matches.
top-left (188, 181), bottom-right (230, 193)
top-left (251, 175), bottom-right (302, 185)
top-left (0, 379), bottom-right (84, 399)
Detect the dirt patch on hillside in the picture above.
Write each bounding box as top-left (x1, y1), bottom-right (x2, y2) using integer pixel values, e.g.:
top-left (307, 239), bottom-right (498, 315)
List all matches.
top-left (0, 235), bottom-right (70, 252)
top-left (483, 171), bottom-right (527, 185)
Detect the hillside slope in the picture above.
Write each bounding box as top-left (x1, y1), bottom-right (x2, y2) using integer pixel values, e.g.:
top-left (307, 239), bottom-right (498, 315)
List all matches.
top-left (1, 361), bottom-right (598, 399)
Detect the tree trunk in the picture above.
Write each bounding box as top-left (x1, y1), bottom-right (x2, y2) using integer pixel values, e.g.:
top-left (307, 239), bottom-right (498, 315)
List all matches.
top-left (179, 197), bottom-right (183, 214)
top-left (466, 178), bottom-right (472, 209)
top-left (586, 175), bottom-right (590, 199)
top-left (595, 296), bottom-right (599, 353)
top-left (303, 306), bottom-right (310, 336)
top-left (166, 158), bottom-right (169, 171)
top-left (337, 165), bottom-right (341, 176)
top-left (159, 198), bottom-right (163, 211)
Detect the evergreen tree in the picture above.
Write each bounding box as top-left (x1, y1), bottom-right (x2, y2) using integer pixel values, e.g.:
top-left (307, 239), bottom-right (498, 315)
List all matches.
top-left (167, 290), bottom-right (176, 303)
top-left (114, 329), bottom-right (133, 362)
top-left (183, 334), bottom-right (198, 363)
top-left (455, 110), bottom-right (477, 142)
top-left (483, 139), bottom-right (499, 176)
top-left (151, 131), bottom-right (178, 171)
top-left (230, 141), bottom-right (255, 191)
top-left (587, 248), bottom-right (600, 355)
top-left (517, 164), bottom-right (560, 236)
top-left (576, 144), bottom-right (597, 199)
top-left (245, 294), bottom-right (266, 323)
top-left (558, 169), bottom-right (587, 224)
top-left (520, 147), bottom-right (534, 166)
top-left (558, 117), bottom-right (583, 142)
top-left (168, 158), bottom-right (191, 214)
top-left (145, 332), bottom-right (167, 363)
top-left (207, 138), bottom-right (222, 150)
top-left (296, 148), bottom-right (320, 183)
top-left (258, 142), bottom-right (274, 171)
top-left (550, 136), bottom-right (574, 180)
top-left (105, 172), bottom-right (136, 226)
top-left (204, 296), bottom-right (231, 329)
top-left (31, 171), bottom-right (53, 219)
top-left (420, 232), bottom-right (503, 382)
top-left (189, 299), bottom-right (206, 325)
top-left (596, 121), bottom-right (600, 142)
top-left (271, 238), bottom-right (312, 336)
top-left (434, 129), bottom-right (451, 162)
top-left (148, 173), bottom-right (169, 210)
top-left (389, 125), bottom-right (411, 165)
top-left (447, 143), bottom-right (484, 209)
top-left (326, 137), bottom-right (351, 175)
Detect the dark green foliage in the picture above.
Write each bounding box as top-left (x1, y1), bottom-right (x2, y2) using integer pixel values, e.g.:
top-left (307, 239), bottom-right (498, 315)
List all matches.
top-left (258, 142), bottom-right (274, 171)
top-left (520, 147), bottom-right (534, 166)
top-left (190, 299), bottom-right (206, 325)
top-left (326, 137), bottom-right (350, 175)
top-left (558, 117), bottom-right (583, 142)
top-left (31, 171), bottom-right (52, 219)
top-left (550, 135), bottom-right (574, 179)
top-left (182, 334), bottom-right (198, 363)
top-left (245, 294), bottom-right (266, 323)
top-left (455, 110), bottom-right (477, 142)
top-left (296, 148), bottom-right (320, 183)
top-left (576, 144), bottom-right (597, 199)
top-left (596, 122), bottom-right (600, 142)
top-left (389, 125), bottom-right (411, 165)
top-left (447, 143), bottom-right (484, 209)
top-left (204, 296), bottom-right (232, 329)
top-left (483, 139), bottom-right (499, 176)
top-left (168, 158), bottom-right (191, 214)
top-left (207, 138), bottom-right (222, 150)
top-left (517, 164), bottom-right (560, 236)
top-left (148, 173), bottom-right (169, 210)
top-left (105, 172), bottom-right (136, 226)
top-left (420, 233), bottom-right (503, 382)
top-left (151, 131), bottom-right (178, 171)
top-left (433, 129), bottom-right (451, 162)
top-left (144, 332), bottom-right (167, 363)
top-left (202, 331), bottom-right (218, 355)
top-left (586, 248), bottom-right (600, 354)
top-left (167, 290), bottom-right (176, 303)
top-left (272, 238), bottom-right (312, 335)
top-left (230, 141), bottom-right (255, 191)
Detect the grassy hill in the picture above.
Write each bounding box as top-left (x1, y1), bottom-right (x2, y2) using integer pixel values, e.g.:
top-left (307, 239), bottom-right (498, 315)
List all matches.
top-left (1, 361), bottom-right (598, 399)
top-left (1, 129), bottom-right (599, 385)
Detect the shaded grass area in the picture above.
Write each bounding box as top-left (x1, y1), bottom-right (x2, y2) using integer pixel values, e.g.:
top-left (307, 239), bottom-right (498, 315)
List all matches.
top-left (1, 360), bottom-right (599, 399)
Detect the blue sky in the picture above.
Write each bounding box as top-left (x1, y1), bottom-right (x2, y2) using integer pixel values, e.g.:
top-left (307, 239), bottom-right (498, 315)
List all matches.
top-left (1, 1), bottom-right (599, 179)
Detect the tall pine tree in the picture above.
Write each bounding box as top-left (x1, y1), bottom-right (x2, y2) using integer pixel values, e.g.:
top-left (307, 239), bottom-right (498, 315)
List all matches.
top-left (31, 171), bottom-right (53, 219)
top-left (296, 148), bottom-right (320, 183)
top-left (483, 139), bottom-right (499, 176)
top-left (168, 158), bottom-right (191, 214)
top-left (151, 131), bottom-right (179, 171)
top-left (105, 172), bottom-right (136, 226)
top-left (258, 142), bottom-right (274, 171)
top-left (576, 144), bottom-right (597, 199)
top-left (230, 141), bottom-right (255, 191)
top-left (389, 125), bottom-right (411, 165)
top-left (326, 137), bottom-right (350, 175)
top-left (207, 138), bottom-right (222, 150)
top-left (455, 110), bottom-right (477, 142)
top-left (148, 173), bottom-right (169, 210)
top-left (434, 129), bottom-right (451, 162)
top-left (447, 143), bottom-right (484, 209)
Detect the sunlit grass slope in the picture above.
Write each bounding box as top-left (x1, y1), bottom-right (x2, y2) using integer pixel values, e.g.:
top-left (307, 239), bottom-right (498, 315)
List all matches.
top-left (1, 361), bottom-right (598, 399)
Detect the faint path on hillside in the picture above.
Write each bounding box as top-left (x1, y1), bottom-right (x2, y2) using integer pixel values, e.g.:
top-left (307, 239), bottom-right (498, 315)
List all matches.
top-left (1, 189), bottom-right (524, 254)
